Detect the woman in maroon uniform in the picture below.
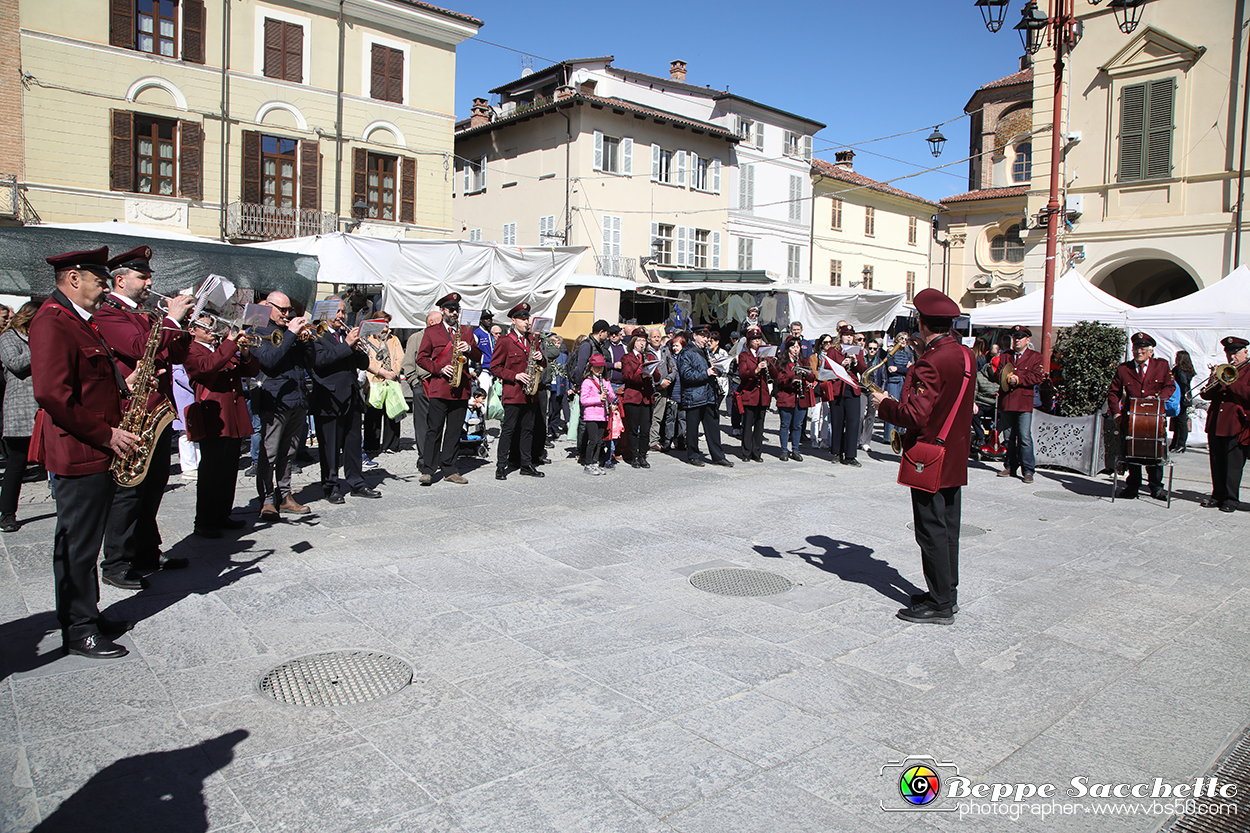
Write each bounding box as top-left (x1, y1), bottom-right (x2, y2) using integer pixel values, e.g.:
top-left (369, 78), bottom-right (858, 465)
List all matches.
top-left (774, 336), bottom-right (816, 461)
top-left (621, 328), bottom-right (655, 469)
top-left (736, 326), bottom-right (771, 462)
top-left (826, 324), bottom-right (867, 466)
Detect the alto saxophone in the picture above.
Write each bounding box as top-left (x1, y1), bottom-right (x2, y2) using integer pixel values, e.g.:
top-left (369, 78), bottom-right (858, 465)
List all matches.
top-left (450, 329), bottom-right (467, 388)
top-left (524, 334), bottom-right (543, 396)
top-left (110, 311), bottom-right (177, 487)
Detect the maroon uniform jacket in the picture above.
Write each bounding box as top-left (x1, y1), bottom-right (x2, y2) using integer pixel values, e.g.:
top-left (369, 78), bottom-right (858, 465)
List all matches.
top-left (825, 345), bottom-right (867, 398)
top-left (621, 352), bottom-right (656, 406)
top-left (877, 335), bottom-right (975, 489)
top-left (417, 323), bottom-right (481, 401)
top-left (774, 360), bottom-right (816, 409)
top-left (1201, 367), bottom-right (1250, 441)
top-left (184, 339), bottom-right (260, 439)
top-left (737, 350), bottom-right (772, 408)
top-left (1106, 358), bottom-right (1176, 430)
top-left (94, 293), bottom-right (190, 407)
top-left (30, 292), bottom-right (124, 476)
top-left (490, 331), bottom-right (545, 405)
top-left (994, 347), bottom-right (1044, 412)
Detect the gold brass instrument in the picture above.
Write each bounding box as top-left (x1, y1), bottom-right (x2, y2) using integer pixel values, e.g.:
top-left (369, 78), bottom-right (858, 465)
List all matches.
top-left (524, 334), bottom-right (543, 396)
top-left (890, 429), bottom-right (903, 454)
top-left (1198, 359), bottom-right (1247, 395)
top-left (998, 360), bottom-right (1015, 393)
top-left (861, 339), bottom-right (907, 395)
top-left (297, 320), bottom-right (333, 341)
top-left (450, 331), bottom-right (468, 388)
top-left (111, 311), bottom-right (175, 487)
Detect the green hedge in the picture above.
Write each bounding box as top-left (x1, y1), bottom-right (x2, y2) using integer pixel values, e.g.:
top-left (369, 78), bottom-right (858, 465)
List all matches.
top-left (1055, 321), bottom-right (1126, 417)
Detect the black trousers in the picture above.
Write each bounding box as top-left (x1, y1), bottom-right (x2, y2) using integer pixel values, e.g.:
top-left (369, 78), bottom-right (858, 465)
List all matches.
top-left (625, 403), bottom-right (651, 462)
top-left (499, 401), bottom-right (539, 470)
top-left (585, 419), bottom-right (605, 466)
top-left (911, 485), bottom-right (961, 611)
top-left (828, 393), bottom-right (862, 460)
top-left (741, 405), bottom-right (766, 458)
top-left (316, 407), bottom-right (366, 493)
top-left (1124, 462), bottom-right (1163, 490)
top-left (531, 389), bottom-right (549, 463)
top-left (1209, 435), bottom-right (1247, 504)
top-left (53, 470), bottom-right (117, 640)
top-left (410, 384), bottom-right (429, 469)
top-left (423, 397), bottom-right (467, 475)
top-left (364, 407), bottom-right (400, 454)
top-left (0, 436), bottom-right (31, 517)
top-left (102, 424), bottom-right (172, 578)
top-left (684, 404), bottom-right (726, 462)
top-left (195, 436), bottom-right (243, 528)
top-left (548, 388), bottom-right (568, 437)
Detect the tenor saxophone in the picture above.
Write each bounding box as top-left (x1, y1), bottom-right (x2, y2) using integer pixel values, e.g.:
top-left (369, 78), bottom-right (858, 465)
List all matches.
top-left (110, 312), bottom-right (176, 487)
top-left (450, 329), bottom-right (467, 388)
top-left (861, 339), bottom-right (907, 395)
top-left (524, 334), bottom-right (543, 396)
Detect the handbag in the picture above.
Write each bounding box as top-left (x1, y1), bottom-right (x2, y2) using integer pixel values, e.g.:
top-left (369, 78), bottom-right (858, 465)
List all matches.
top-left (1163, 383), bottom-right (1182, 418)
top-left (897, 347), bottom-right (973, 494)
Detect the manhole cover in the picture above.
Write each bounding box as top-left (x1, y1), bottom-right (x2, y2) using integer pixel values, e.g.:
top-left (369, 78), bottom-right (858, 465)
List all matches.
top-left (1034, 490), bottom-right (1097, 502)
top-left (259, 651), bottom-right (412, 707)
top-left (906, 522), bottom-right (986, 537)
top-left (690, 568), bottom-right (794, 597)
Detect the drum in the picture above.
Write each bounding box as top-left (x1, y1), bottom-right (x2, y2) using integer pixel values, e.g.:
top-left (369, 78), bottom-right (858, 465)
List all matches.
top-left (1124, 396), bottom-right (1167, 460)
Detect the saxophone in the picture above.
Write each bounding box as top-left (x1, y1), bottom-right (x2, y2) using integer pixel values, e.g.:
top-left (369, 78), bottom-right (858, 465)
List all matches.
top-left (450, 328), bottom-right (467, 388)
top-left (110, 312), bottom-right (176, 487)
top-left (524, 333), bottom-right (543, 396)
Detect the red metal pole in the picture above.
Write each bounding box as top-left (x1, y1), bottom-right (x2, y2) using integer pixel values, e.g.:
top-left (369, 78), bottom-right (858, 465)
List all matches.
top-left (1039, 1), bottom-right (1070, 374)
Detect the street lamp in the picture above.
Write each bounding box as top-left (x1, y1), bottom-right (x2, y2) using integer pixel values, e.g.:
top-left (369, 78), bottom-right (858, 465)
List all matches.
top-left (1014, 1), bottom-right (1049, 55)
top-left (927, 127), bottom-right (947, 158)
top-left (346, 199), bottom-right (369, 232)
top-left (975, 0), bottom-right (1011, 33)
top-left (1108, 0), bottom-right (1145, 34)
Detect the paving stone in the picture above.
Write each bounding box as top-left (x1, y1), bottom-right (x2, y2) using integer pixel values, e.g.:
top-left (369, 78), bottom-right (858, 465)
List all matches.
top-left (674, 691), bottom-right (844, 768)
top-left (12, 662), bottom-right (175, 743)
top-left (0, 744), bottom-right (38, 833)
top-left (663, 770), bottom-right (888, 833)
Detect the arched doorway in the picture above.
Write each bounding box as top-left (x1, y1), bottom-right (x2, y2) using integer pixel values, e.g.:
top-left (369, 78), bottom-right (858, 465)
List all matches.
top-left (1098, 259), bottom-right (1199, 307)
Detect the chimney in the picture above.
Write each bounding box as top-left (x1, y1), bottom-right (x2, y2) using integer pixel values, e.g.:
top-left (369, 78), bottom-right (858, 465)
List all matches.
top-left (555, 84), bottom-right (575, 101)
top-left (834, 149), bottom-right (855, 171)
top-left (469, 97), bottom-right (491, 128)
top-left (670, 60), bottom-right (687, 83)
top-left (1019, 53), bottom-right (1033, 71)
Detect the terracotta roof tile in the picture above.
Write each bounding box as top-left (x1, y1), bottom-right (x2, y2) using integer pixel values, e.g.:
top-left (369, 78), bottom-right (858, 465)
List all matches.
top-left (940, 185), bottom-right (1029, 204)
top-left (386, 0), bottom-right (482, 26)
top-left (456, 93), bottom-right (739, 141)
top-left (979, 67), bottom-right (1033, 91)
top-left (811, 158), bottom-right (941, 208)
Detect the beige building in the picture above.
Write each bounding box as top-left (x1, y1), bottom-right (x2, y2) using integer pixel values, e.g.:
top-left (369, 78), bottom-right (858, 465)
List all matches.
top-left (810, 152), bottom-right (939, 301)
top-left (3, 0), bottom-right (480, 241)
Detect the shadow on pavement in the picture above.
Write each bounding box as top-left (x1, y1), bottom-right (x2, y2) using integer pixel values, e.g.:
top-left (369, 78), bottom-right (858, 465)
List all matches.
top-left (754, 535), bottom-right (923, 605)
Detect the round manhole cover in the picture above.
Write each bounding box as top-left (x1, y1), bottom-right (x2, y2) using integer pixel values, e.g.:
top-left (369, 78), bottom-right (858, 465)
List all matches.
top-left (906, 522), bottom-right (986, 537)
top-left (1034, 490), bottom-right (1097, 502)
top-left (259, 651), bottom-right (412, 707)
top-left (690, 568), bottom-right (794, 597)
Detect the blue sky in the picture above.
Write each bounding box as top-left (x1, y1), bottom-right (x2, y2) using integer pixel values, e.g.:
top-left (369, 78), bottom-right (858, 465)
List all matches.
top-left (451, 0), bottom-right (1028, 204)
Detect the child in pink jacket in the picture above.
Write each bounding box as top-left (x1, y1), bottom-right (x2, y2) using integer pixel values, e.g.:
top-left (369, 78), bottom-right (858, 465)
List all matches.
top-left (579, 353), bottom-right (618, 475)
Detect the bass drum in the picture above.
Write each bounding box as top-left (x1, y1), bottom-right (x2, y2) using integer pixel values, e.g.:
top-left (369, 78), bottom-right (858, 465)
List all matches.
top-left (1124, 396), bottom-right (1167, 460)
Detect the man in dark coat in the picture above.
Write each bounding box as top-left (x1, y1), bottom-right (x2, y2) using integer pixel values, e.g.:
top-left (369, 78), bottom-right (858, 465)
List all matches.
top-left (416, 293), bottom-right (481, 485)
top-left (1200, 336), bottom-right (1250, 512)
top-left (676, 326), bottom-right (734, 468)
top-left (1107, 332), bottom-right (1176, 500)
top-left (490, 303), bottom-right (546, 480)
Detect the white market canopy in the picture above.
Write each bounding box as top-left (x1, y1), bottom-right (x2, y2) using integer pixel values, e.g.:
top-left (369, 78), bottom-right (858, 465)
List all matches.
top-left (1126, 264), bottom-right (1250, 368)
top-left (247, 233), bottom-right (587, 328)
top-left (967, 269), bottom-right (1136, 328)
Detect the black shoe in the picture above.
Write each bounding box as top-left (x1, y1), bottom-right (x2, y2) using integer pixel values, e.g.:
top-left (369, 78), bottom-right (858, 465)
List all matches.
top-left (324, 490), bottom-right (345, 504)
top-left (751, 454), bottom-right (764, 463)
top-left (842, 458), bottom-right (862, 468)
top-left (910, 593), bottom-right (959, 614)
top-left (1221, 501), bottom-right (1238, 513)
top-left (63, 634), bottom-right (128, 659)
top-left (536, 457), bottom-right (551, 466)
top-left (687, 456), bottom-right (706, 467)
top-left (896, 605), bottom-right (954, 625)
top-left (97, 617), bottom-right (133, 636)
top-left (152, 556), bottom-right (189, 571)
top-left (1150, 487), bottom-right (1167, 501)
top-left (519, 466), bottom-right (545, 478)
top-left (545, 440), bottom-right (555, 448)
top-left (779, 452), bottom-right (790, 462)
top-left (351, 487), bottom-right (382, 499)
top-left (0, 513), bottom-right (17, 533)
top-left (1199, 496), bottom-right (1220, 508)
top-left (790, 452), bottom-right (803, 462)
top-left (193, 526), bottom-right (222, 539)
top-left (217, 518), bottom-right (248, 530)
top-left (1118, 487), bottom-right (1139, 500)
top-left (496, 469), bottom-right (508, 481)
top-left (711, 458), bottom-right (734, 467)
top-left (102, 573), bottom-right (147, 591)
top-left (639, 457), bottom-right (651, 469)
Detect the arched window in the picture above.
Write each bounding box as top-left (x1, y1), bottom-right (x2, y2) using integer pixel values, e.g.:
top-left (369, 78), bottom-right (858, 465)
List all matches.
top-left (990, 225), bottom-right (1025, 264)
top-left (1012, 143), bottom-right (1032, 183)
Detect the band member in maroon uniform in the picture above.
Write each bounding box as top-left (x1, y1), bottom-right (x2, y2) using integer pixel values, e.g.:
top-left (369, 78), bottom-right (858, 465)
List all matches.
top-left (94, 246), bottom-right (194, 589)
top-left (775, 335), bottom-right (816, 461)
top-left (827, 324), bottom-right (867, 466)
top-left (183, 314), bottom-right (260, 537)
top-left (1200, 335), bottom-right (1250, 512)
top-left (491, 302), bottom-right (546, 480)
top-left (416, 293), bottom-right (481, 485)
top-left (993, 325), bottom-right (1045, 483)
top-left (31, 247), bottom-right (141, 658)
top-left (621, 328), bottom-right (656, 469)
top-left (872, 289), bottom-right (974, 625)
top-left (736, 326), bottom-right (771, 462)
top-left (1107, 332), bottom-right (1176, 500)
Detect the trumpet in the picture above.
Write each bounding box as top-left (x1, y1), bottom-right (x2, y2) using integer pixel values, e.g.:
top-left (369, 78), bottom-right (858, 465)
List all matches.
top-left (297, 320), bottom-right (333, 341)
top-left (1198, 359), bottom-right (1247, 395)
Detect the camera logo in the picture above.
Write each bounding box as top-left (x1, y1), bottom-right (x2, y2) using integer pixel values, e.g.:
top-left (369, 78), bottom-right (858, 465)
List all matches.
top-left (881, 755), bottom-right (960, 812)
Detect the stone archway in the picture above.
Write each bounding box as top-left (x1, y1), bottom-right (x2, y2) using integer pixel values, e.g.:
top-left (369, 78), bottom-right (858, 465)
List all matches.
top-left (1097, 259), bottom-right (1199, 307)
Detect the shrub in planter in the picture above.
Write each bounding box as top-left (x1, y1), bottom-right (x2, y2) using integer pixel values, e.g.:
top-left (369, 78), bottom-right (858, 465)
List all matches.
top-left (1054, 321), bottom-right (1126, 417)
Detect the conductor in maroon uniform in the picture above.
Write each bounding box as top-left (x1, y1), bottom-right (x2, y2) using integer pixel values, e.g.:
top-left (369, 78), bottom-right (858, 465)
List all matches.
top-left (30, 247), bottom-right (141, 658)
top-left (491, 302), bottom-right (547, 480)
top-left (872, 288), bottom-right (974, 625)
top-left (993, 325), bottom-right (1045, 483)
top-left (416, 293), bottom-right (481, 485)
top-left (1200, 336), bottom-right (1250, 512)
top-left (183, 314), bottom-right (260, 537)
top-left (827, 324), bottom-right (867, 466)
top-left (1107, 332), bottom-right (1176, 500)
top-left (94, 246), bottom-right (194, 589)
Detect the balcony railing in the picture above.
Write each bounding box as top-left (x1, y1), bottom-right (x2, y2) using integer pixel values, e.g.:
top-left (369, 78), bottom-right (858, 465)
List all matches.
top-left (0, 175), bottom-right (39, 224)
top-left (226, 202), bottom-right (337, 240)
top-left (595, 256), bottom-right (636, 280)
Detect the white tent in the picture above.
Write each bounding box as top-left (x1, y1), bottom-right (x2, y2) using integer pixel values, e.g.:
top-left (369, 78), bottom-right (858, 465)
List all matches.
top-left (247, 233), bottom-right (587, 328)
top-left (967, 269), bottom-right (1136, 328)
top-left (1126, 265), bottom-right (1250, 369)
top-left (636, 280), bottom-right (905, 333)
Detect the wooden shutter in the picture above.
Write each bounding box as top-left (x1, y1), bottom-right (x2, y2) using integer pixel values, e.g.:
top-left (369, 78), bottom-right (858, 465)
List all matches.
top-left (110, 110), bottom-right (133, 192)
top-left (263, 19), bottom-right (283, 79)
top-left (1145, 79), bottom-right (1174, 180)
top-left (676, 226), bottom-right (687, 266)
top-left (675, 151), bottom-right (686, 187)
top-left (789, 175), bottom-right (802, 222)
top-left (753, 122), bottom-right (764, 149)
top-left (651, 144), bottom-right (660, 181)
top-left (109, 0), bottom-right (133, 48)
top-left (479, 155), bottom-right (486, 189)
top-left (353, 147), bottom-right (368, 210)
top-left (400, 155), bottom-right (415, 223)
top-left (285, 23), bottom-right (303, 83)
top-left (182, 0), bottom-right (205, 63)
top-left (593, 131), bottom-right (603, 171)
top-left (370, 45), bottom-right (386, 99)
top-left (711, 231), bottom-right (721, 270)
top-left (1117, 83), bottom-right (1146, 181)
top-left (711, 158), bottom-right (721, 194)
top-left (387, 48), bottom-right (404, 104)
top-left (802, 135), bottom-right (813, 161)
top-left (179, 120), bottom-right (203, 200)
top-left (241, 130), bottom-right (262, 204)
top-left (300, 138), bottom-right (320, 210)
top-left (621, 138), bottom-right (633, 176)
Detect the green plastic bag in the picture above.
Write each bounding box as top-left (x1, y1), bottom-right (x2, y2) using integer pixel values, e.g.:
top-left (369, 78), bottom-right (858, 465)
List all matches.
top-left (566, 397), bottom-right (580, 441)
top-left (486, 379), bottom-right (504, 420)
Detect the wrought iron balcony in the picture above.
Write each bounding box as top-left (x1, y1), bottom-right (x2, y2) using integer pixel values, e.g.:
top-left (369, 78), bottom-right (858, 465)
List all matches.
top-left (226, 201), bottom-right (337, 240)
top-left (0, 175), bottom-right (39, 224)
top-left (595, 256), bottom-right (636, 280)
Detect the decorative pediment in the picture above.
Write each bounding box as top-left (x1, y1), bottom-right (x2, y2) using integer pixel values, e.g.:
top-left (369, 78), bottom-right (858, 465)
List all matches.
top-left (1099, 26), bottom-right (1205, 77)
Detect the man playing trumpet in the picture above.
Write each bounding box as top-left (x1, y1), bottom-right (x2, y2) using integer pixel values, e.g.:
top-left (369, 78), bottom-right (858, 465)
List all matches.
top-left (1200, 336), bottom-right (1250, 512)
top-left (251, 292), bottom-right (314, 519)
